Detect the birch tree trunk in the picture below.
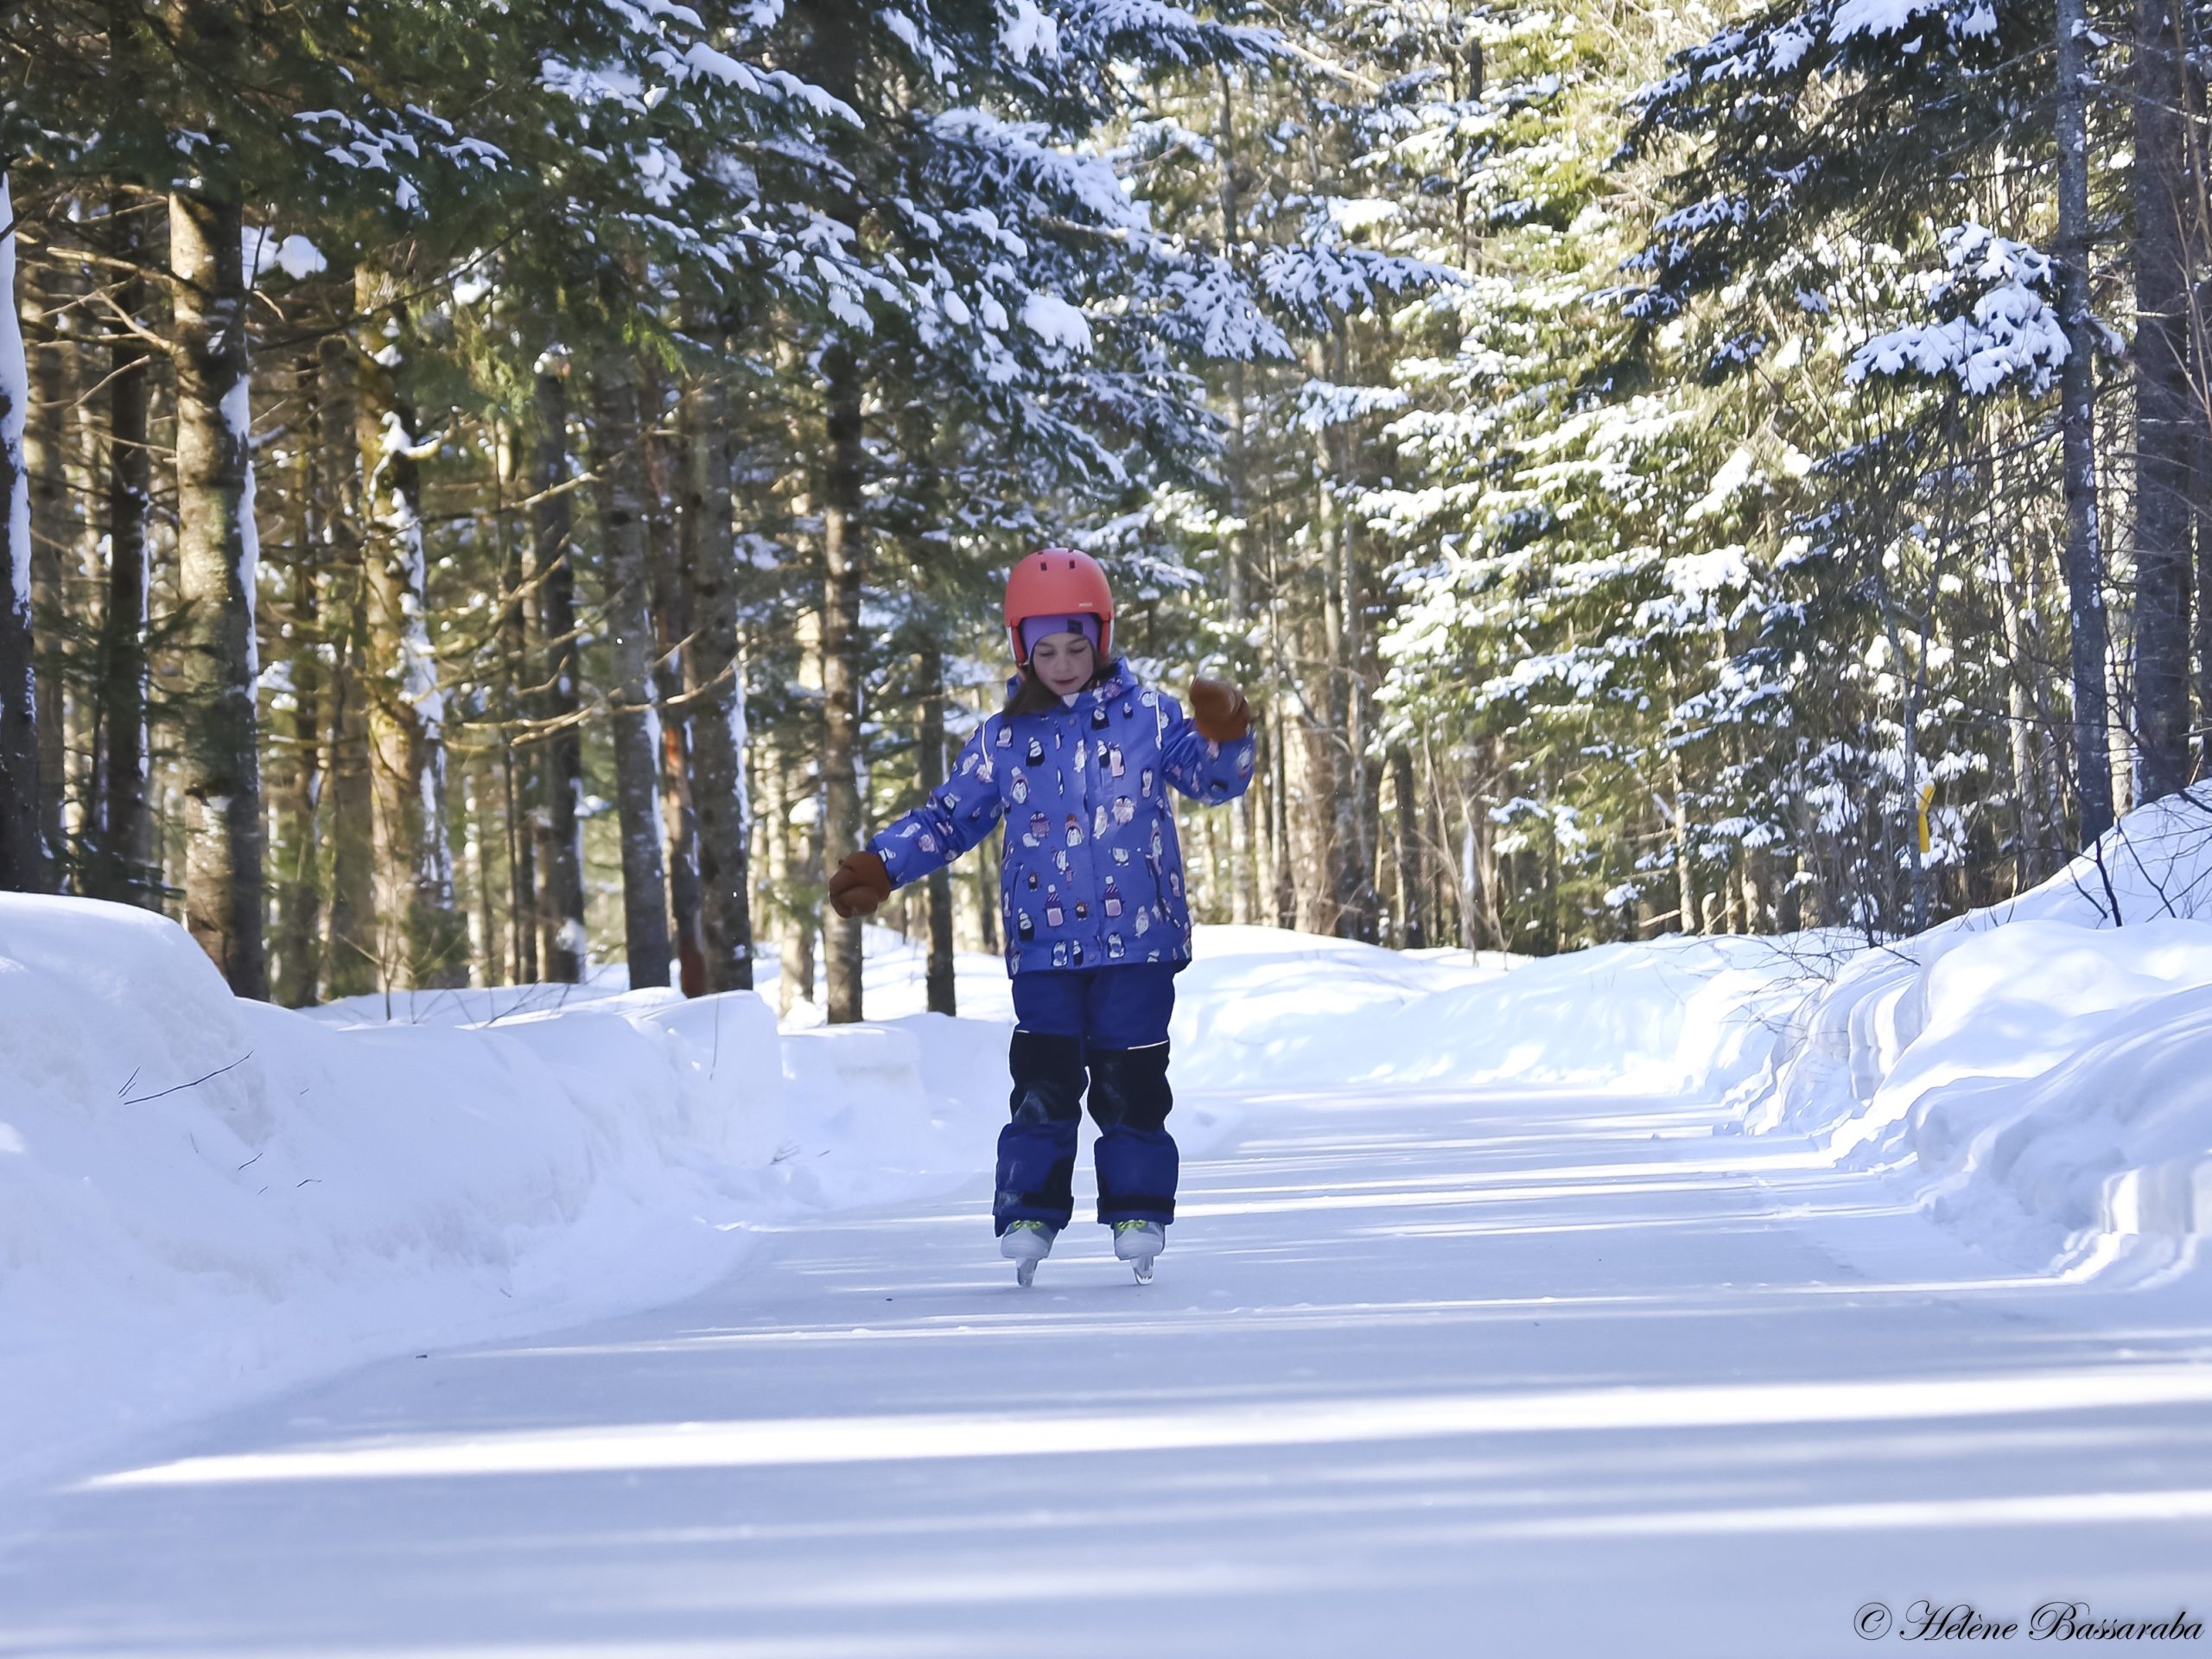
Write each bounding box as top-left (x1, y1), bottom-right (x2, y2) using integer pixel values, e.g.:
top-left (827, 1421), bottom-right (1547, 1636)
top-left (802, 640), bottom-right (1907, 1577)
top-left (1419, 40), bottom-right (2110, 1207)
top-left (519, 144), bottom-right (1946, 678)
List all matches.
top-left (2055, 0), bottom-right (2118, 841)
top-left (0, 172), bottom-right (41, 893)
top-left (533, 362), bottom-right (588, 982)
top-left (681, 351), bottom-right (754, 992)
top-left (355, 265), bottom-right (464, 989)
top-left (590, 361), bottom-right (672, 989)
top-left (170, 189), bottom-right (266, 995)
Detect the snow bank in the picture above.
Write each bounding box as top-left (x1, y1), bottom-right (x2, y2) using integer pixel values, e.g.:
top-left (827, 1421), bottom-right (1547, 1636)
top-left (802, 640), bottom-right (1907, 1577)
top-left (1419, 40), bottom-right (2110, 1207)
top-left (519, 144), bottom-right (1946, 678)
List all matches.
top-left (1749, 791), bottom-right (2212, 1278)
top-left (0, 900), bottom-right (1007, 1496)
top-left (1174, 925), bottom-right (1802, 1097)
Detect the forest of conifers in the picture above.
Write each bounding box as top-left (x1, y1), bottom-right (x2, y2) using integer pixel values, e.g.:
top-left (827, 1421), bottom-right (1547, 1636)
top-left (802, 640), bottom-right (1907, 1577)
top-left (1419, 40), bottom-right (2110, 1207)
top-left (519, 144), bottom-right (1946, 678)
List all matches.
top-left (5, 0), bottom-right (2212, 1019)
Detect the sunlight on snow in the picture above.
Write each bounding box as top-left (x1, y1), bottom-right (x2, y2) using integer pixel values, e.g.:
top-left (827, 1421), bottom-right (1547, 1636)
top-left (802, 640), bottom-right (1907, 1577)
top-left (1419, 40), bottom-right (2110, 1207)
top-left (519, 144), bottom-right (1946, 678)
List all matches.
top-left (87, 1363), bottom-right (2212, 1490)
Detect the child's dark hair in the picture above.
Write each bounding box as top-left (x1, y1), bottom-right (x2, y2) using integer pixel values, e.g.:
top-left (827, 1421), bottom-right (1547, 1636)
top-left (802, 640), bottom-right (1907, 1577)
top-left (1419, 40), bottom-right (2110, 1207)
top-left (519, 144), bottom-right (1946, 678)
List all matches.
top-left (1003, 658), bottom-right (1109, 717)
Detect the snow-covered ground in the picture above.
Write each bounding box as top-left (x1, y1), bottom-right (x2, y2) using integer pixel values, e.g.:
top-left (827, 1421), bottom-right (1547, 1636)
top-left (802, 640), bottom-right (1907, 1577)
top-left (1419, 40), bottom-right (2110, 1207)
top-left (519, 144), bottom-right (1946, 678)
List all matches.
top-left (1749, 791), bottom-right (2212, 1282)
top-left (6, 1016), bottom-right (2211, 1654)
top-left (5, 798), bottom-right (2212, 1650)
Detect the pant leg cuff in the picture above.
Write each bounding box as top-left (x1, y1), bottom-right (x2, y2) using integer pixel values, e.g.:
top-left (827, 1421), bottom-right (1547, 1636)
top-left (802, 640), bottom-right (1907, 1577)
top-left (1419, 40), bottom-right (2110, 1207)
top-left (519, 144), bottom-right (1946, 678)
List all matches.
top-left (1096, 1198), bottom-right (1175, 1226)
top-left (995, 1205), bottom-right (1074, 1236)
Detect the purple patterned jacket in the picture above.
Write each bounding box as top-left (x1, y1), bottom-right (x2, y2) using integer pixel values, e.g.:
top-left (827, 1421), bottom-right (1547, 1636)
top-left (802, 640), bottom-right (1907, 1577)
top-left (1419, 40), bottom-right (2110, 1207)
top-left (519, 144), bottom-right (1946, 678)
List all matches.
top-left (867, 658), bottom-right (1256, 974)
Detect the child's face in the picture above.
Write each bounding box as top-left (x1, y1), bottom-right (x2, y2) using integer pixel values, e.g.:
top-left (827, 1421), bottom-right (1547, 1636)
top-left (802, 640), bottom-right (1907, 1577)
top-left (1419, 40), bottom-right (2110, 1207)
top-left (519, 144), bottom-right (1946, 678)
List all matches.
top-left (1029, 632), bottom-right (1095, 695)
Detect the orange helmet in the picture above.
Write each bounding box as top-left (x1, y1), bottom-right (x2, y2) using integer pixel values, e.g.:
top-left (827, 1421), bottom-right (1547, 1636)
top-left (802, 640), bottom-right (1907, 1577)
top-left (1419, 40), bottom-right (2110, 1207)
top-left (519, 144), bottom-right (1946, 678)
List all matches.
top-left (1004, 547), bottom-right (1114, 664)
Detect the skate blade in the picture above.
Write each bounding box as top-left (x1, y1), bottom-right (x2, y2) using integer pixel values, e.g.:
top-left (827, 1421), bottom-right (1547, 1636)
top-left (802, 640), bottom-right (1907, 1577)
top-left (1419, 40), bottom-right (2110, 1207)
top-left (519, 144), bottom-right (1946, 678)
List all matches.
top-left (1016, 1258), bottom-right (1037, 1287)
top-left (1132, 1257), bottom-right (1154, 1284)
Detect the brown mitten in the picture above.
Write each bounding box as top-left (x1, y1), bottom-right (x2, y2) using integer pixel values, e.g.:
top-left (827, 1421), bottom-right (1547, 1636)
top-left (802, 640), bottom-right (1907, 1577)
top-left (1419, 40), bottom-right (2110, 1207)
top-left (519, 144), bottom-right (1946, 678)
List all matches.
top-left (828, 850), bottom-right (893, 918)
top-left (1188, 677), bottom-right (1251, 742)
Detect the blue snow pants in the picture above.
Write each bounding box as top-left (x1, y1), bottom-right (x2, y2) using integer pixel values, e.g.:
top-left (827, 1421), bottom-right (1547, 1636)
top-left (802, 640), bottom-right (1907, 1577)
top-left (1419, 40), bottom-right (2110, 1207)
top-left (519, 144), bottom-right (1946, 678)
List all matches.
top-left (994, 963), bottom-right (1179, 1236)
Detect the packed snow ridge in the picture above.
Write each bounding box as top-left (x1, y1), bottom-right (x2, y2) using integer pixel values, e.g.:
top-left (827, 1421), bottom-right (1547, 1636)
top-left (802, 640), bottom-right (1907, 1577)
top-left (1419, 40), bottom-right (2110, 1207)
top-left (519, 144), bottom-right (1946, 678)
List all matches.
top-left (5, 791), bottom-right (2212, 1497)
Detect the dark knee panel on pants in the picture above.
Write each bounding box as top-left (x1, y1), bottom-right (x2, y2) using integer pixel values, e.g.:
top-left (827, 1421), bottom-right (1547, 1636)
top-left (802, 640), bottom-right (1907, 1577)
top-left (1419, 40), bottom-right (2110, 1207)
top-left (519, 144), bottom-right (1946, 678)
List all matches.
top-left (1008, 1029), bottom-right (1085, 1122)
top-left (1085, 1043), bottom-right (1173, 1131)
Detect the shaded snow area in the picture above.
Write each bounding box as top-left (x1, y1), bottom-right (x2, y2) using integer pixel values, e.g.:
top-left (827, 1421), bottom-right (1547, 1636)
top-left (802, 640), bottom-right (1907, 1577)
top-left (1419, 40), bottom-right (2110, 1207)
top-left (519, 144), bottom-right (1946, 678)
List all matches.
top-left (7, 813), bottom-right (2212, 1652)
top-left (1748, 789), bottom-right (2212, 1281)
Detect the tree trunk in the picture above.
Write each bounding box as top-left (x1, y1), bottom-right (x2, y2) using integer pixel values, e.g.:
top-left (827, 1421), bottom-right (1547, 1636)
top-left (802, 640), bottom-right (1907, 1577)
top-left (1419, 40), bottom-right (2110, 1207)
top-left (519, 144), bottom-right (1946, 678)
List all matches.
top-left (1391, 745), bottom-right (1426, 949)
top-left (170, 189), bottom-right (266, 995)
top-left (892, 397), bottom-right (956, 1013)
top-left (805, 0), bottom-right (869, 1023)
top-left (0, 173), bottom-right (40, 892)
top-left (2195, 280), bottom-right (2212, 772)
top-left (533, 363), bottom-right (588, 982)
top-left (88, 203), bottom-right (155, 906)
top-left (1217, 70), bottom-right (1259, 926)
top-left (1272, 690), bottom-right (1297, 927)
top-left (918, 640), bottom-right (957, 1014)
top-left (975, 830), bottom-right (1001, 955)
top-left (2133, 0), bottom-right (2195, 801)
top-left (681, 349), bottom-right (754, 992)
top-left (462, 760), bottom-right (495, 985)
top-left (355, 264), bottom-right (464, 989)
top-left (1332, 334), bottom-right (1381, 942)
top-left (271, 348), bottom-right (323, 1007)
top-left (642, 365), bottom-right (704, 995)
top-left (321, 328), bottom-right (377, 996)
top-left (1996, 541), bottom-right (2044, 887)
top-left (590, 361), bottom-right (672, 989)
top-left (493, 417), bottom-right (539, 982)
top-left (1668, 721), bottom-right (1697, 931)
top-left (2055, 0), bottom-right (2118, 841)
top-left (820, 341), bottom-right (867, 1022)
top-left (25, 257), bottom-right (73, 881)
top-left (776, 734), bottom-right (822, 1018)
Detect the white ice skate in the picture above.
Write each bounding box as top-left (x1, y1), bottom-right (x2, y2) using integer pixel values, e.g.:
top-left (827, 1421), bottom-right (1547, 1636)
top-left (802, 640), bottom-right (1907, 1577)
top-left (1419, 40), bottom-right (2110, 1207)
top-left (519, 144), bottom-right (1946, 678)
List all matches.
top-left (1113, 1219), bottom-right (1165, 1283)
top-left (1001, 1219), bottom-right (1056, 1287)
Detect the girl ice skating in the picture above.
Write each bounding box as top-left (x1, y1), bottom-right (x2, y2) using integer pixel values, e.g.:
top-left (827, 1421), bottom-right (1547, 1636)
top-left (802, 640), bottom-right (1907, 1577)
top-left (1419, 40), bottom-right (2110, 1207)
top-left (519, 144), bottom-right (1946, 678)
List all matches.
top-left (825, 548), bottom-right (1256, 1285)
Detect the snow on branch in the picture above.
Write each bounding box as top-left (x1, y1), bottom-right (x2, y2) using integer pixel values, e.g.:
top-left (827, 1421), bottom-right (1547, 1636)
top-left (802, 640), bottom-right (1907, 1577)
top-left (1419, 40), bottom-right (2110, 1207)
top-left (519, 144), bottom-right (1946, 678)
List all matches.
top-left (1160, 264), bottom-right (1293, 362)
top-left (1846, 224), bottom-right (2067, 395)
top-left (1829, 0), bottom-right (1998, 42)
top-left (1059, 0), bottom-right (1287, 69)
top-left (927, 110), bottom-right (1149, 233)
top-left (1290, 378), bottom-right (1411, 431)
top-left (1258, 225), bottom-right (1460, 329)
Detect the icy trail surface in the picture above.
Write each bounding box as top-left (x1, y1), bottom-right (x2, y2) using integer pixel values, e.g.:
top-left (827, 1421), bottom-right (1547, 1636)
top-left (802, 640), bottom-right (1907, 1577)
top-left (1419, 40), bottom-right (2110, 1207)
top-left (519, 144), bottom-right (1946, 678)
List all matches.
top-left (6, 1077), bottom-right (2210, 1657)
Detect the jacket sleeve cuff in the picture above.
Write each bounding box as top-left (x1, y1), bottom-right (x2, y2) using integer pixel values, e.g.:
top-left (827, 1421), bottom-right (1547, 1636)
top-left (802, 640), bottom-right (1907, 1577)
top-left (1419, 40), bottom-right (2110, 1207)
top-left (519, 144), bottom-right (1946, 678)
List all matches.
top-left (866, 833), bottom-right (907, 887)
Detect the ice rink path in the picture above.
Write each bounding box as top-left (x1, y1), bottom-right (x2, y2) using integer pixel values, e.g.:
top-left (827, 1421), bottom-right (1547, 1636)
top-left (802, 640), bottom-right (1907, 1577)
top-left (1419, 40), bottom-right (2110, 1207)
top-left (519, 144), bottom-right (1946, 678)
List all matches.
top-left (4, 1080), bottom-right (2211, 1657)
